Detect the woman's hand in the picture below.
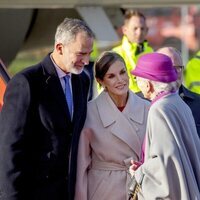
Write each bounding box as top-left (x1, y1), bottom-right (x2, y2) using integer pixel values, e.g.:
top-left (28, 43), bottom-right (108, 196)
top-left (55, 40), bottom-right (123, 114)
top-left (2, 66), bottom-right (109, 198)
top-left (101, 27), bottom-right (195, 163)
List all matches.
top-left (129, 160), bottom-right (142, 177)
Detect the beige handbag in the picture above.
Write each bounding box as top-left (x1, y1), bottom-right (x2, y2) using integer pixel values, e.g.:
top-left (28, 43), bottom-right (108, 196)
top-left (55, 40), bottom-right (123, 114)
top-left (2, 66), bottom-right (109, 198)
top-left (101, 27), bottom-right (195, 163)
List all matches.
top-left (128, 177), bottom-right (140, 200)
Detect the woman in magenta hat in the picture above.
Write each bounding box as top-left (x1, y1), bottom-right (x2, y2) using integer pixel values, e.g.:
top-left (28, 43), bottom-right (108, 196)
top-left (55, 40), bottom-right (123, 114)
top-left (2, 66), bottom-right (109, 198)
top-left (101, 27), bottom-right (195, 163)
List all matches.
top-left (129, 52), bottom-right (200, 200)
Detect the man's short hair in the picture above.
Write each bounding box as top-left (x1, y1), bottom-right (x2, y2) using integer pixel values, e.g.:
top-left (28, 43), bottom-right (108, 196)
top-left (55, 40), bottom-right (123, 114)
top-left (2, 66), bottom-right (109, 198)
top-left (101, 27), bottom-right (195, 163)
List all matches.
top-left (55, 17), bottom-right (94, 45)
top-left (124, 9), bottom-right (146, 24)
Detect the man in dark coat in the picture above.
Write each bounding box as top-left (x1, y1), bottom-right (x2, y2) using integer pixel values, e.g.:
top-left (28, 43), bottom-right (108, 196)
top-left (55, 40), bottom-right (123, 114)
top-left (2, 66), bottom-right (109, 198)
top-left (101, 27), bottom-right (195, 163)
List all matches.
top-left (0, 18), bottom-right (94, 200)
top-left (157, 47), bottom-right (200, 137)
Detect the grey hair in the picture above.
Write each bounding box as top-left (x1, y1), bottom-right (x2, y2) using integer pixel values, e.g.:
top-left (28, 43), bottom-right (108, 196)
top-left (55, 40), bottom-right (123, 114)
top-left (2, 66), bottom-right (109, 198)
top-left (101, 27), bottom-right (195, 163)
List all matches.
top-left (55, 18), bottom-right (94, 45)
top-left (151, 80), bottom-right (178, 93)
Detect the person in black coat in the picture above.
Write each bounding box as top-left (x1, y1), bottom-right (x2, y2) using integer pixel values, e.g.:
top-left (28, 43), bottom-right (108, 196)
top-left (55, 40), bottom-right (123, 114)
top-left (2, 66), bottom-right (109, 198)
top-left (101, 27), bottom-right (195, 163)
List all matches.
top-left (0, 18), bottom-right (94, 200)
top-left (157, 47), bottom-right (200, 137)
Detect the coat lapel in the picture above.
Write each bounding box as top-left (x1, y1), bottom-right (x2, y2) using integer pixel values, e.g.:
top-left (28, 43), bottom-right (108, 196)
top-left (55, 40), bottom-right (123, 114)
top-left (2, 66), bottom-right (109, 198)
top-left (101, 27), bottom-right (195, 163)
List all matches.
top-left (96, 91), bottom-right (146, 157)
top-left (41, 55), bottom-right (71, 124)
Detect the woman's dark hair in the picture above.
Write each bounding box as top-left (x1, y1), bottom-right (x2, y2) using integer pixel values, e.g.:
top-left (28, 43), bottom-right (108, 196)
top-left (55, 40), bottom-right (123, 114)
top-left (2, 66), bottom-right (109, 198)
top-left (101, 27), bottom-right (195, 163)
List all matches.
top-left (94, 51), bottom-right (126, 81)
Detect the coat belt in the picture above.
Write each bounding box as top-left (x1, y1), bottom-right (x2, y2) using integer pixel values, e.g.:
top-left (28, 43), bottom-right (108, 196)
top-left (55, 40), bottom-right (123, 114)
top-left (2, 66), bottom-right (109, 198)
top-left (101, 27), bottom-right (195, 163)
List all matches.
top-left (91, 157), bottom-right (133, 171)
top-left (91, 158), bottom-right (134, 200)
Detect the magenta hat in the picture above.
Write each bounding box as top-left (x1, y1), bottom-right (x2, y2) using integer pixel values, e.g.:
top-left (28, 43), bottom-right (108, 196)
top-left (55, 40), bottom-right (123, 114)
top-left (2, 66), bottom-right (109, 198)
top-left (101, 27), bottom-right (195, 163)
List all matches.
top-left (131, 52), bottom-right (178, 83)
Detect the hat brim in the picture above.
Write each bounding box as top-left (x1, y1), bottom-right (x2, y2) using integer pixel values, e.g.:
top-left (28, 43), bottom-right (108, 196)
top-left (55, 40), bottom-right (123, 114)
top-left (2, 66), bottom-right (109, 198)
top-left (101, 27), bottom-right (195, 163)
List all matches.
top-left (131, 68), bottom-right (177, 83)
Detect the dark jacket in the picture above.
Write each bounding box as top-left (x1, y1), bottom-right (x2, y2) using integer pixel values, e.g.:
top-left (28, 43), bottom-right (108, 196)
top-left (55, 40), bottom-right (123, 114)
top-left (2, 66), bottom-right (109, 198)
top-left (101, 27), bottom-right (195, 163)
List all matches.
top-left (0, 54), bottom-right (90, 200)
top-left (179, 85), bottom-right (200, 137)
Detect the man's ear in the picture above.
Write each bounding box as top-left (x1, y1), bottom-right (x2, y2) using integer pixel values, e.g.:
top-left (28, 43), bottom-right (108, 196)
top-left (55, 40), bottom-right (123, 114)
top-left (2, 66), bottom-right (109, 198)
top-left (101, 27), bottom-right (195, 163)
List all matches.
top-left (122, 25), bottom-right (127, 35)
top-left (145, 27), bottom-right (149, 35)
top-left (55, 43), bottom-right (63, 55)
top-left (146, 27), bottom-right (149, 34)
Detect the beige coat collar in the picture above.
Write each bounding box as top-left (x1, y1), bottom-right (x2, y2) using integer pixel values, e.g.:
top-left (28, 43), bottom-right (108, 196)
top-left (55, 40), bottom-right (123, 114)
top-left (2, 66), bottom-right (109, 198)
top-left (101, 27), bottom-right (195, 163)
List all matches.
top-left (96, 91), bottom-right (147, 156)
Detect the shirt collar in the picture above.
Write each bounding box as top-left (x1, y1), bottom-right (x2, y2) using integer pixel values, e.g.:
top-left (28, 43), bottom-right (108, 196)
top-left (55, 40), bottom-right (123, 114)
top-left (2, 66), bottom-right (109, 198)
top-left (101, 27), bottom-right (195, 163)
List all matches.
top-left (50, 54), bottom-right (71, 79)
top-left (122, 36), bottom-right (147, 52)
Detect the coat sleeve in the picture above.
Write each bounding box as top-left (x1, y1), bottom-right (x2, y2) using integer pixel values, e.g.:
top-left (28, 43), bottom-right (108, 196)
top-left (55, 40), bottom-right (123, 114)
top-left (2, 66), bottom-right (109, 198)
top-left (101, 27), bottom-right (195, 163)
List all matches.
top-left (74, 128), bottom-right (92, 200)
top-left (0, 73), bottom-right (31, 200)
top-left (134, 108), bottom-right (186, 200)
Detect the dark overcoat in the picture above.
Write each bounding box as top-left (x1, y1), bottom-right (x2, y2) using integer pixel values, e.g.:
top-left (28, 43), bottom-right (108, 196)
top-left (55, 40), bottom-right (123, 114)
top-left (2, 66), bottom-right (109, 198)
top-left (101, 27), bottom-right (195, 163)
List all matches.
top-left (179, 85), bottom-right (200, 137)
top-left (0, 54), bottom-right (90, 200)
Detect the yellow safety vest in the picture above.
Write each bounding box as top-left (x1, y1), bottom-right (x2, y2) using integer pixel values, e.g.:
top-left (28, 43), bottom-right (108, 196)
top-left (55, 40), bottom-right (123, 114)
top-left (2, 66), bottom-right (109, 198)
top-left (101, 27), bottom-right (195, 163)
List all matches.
top-left (112, 36), bottom-right (153, 93)
top-left (185, 51), bottom-right (200, 94)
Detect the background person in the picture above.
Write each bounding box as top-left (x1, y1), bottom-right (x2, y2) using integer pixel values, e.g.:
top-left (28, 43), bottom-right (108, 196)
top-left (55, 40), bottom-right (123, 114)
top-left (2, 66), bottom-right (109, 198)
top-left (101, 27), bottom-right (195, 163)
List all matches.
top-left (0, 18), bottom-right (94, 200)
top-left (157, 46), bottom-right (200, 137)
top-left (75, 51), bottom-right (149, 200)
top-left (184, 50), bottom-right (200, 94)
top-left (130, 52), bottom-right (200, 200)
top-left (112, 9), bottom-right (153, 96)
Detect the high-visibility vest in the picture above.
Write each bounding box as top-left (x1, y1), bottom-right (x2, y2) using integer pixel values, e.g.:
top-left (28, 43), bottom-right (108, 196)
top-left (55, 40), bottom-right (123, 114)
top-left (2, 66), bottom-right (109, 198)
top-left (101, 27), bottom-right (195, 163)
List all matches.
top-left (112, 36), bottom-right (153, 93)
top-left (185, 51), bottom-right (200, 94)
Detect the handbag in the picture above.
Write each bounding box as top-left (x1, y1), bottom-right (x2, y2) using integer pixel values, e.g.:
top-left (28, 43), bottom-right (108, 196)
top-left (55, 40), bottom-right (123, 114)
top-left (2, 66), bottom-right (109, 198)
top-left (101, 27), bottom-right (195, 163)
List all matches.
top-left (128, 176), bottom-right (140, 200)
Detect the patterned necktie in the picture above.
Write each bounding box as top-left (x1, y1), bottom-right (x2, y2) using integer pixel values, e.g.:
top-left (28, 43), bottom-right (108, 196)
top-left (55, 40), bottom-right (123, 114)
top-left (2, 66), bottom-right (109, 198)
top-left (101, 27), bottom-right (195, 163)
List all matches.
top-left (64, 75), bottom-right (73, 118)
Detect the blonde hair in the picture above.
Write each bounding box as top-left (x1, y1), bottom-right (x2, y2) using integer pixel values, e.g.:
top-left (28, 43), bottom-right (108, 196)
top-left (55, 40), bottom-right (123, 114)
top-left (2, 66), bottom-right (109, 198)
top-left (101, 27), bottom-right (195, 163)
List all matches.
top-left (124, 9), bottom-right (146, 25)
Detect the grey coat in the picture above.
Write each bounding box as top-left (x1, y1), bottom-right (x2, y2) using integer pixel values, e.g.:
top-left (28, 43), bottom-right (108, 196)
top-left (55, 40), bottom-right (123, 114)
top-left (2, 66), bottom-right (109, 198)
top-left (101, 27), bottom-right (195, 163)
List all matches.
top-left (135, 93), bottom-right (200, 200)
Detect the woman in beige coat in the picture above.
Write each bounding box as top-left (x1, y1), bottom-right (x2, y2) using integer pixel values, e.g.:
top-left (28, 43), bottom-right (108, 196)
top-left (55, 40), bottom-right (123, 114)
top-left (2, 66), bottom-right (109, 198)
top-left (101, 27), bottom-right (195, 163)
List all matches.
top-left (75, 51), bottom-right (149, 200)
